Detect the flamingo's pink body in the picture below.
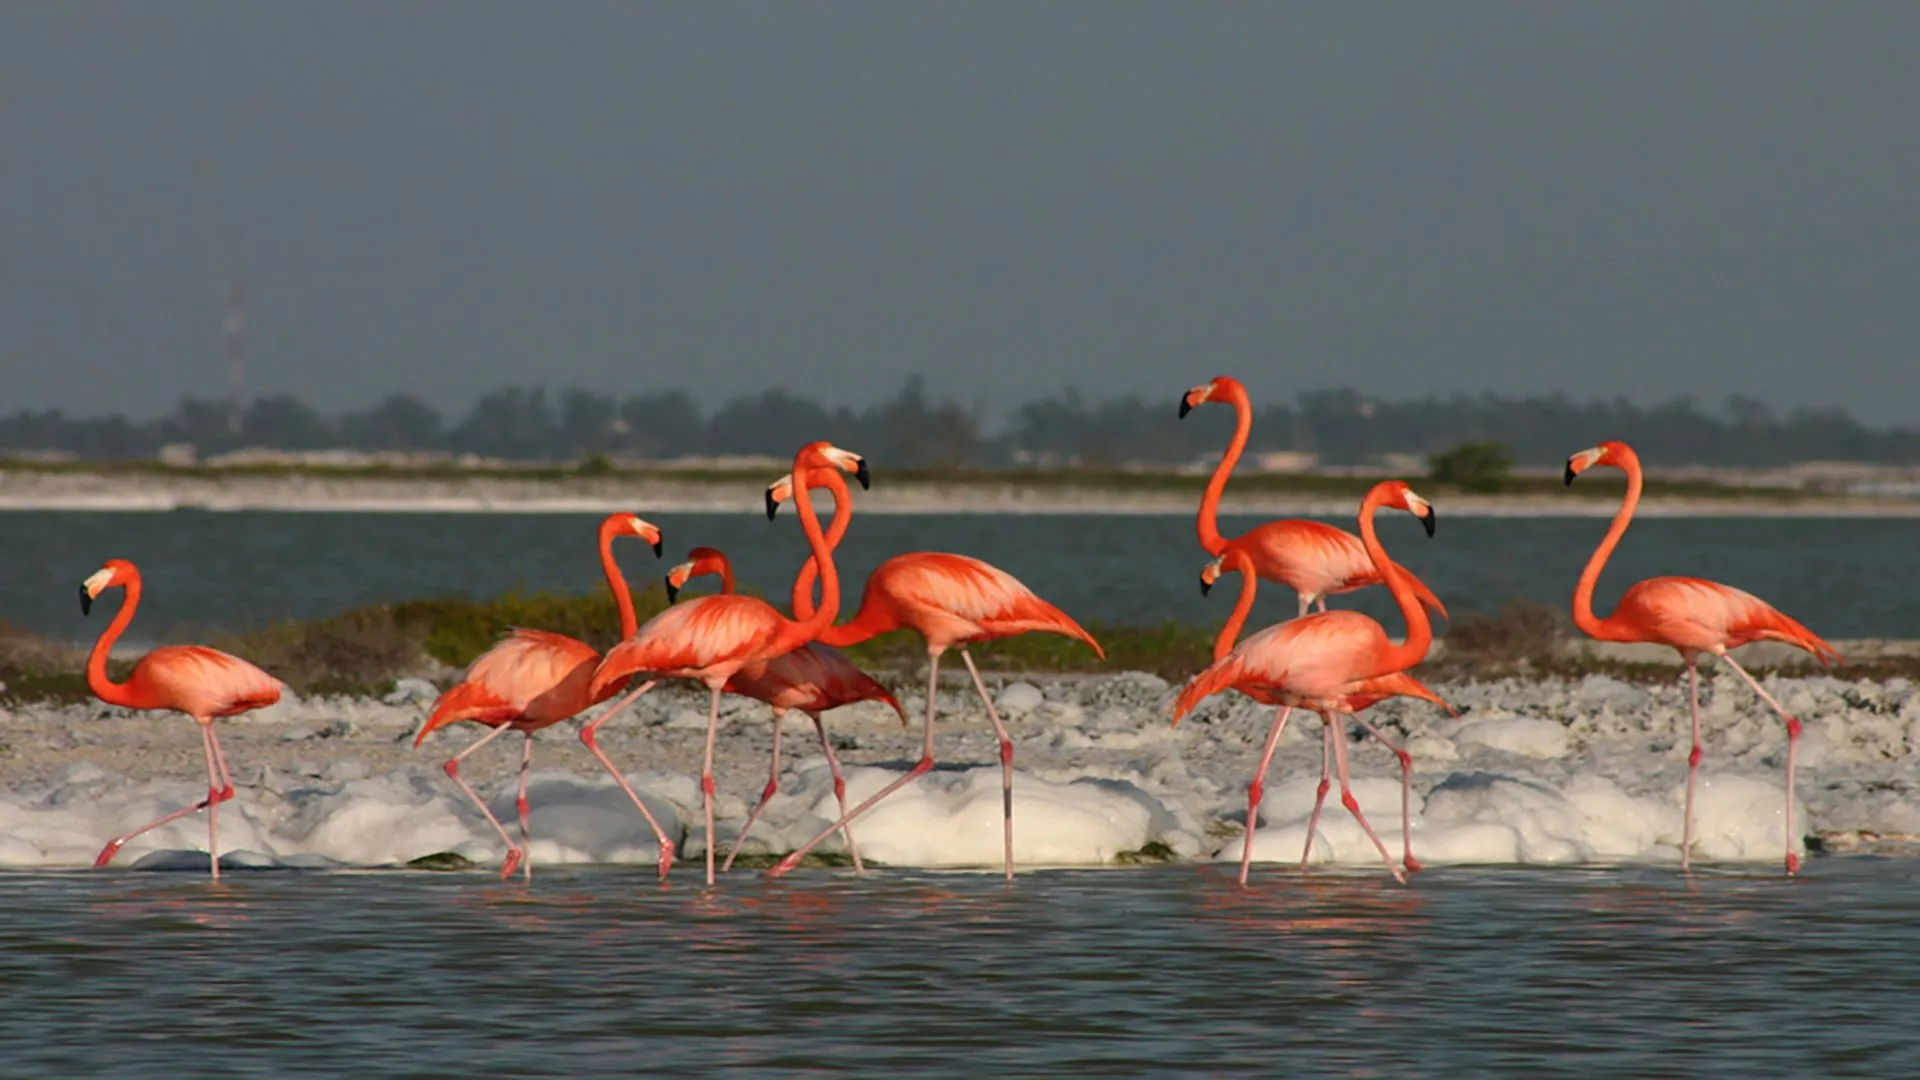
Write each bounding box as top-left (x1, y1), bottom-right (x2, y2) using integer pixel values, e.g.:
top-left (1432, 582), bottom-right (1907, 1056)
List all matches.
top-left (1174, 482), bottom-right (1440, 885)
top-left (666, 545), bottom-right (906, 872)
top-left (585, 443), bottom-right (856, 885)
top-left (1201, 546), bottom-right (1453, 875)
top-left (766, 485), bottom-right (1104, 880)
top-left (415, 514), bottom-right (669, 881)
top-left (1565, 440), bottom-right (1838, 874)
top-left (1183, 375), bottom-right (1447, 620)
top-left (81, 558), bottom-right (286, 879)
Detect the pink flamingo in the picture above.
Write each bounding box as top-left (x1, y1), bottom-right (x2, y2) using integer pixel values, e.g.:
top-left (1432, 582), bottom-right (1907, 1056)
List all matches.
top-left (1565, 440), bottom-right (1839, 874)
top-left (1173, 481), bottom-right (1440, 885)
top-left (1181, 375), bottom-right (1447, 619)
top-left (80, 558), bottom-right (287, 880)
top-left (584, 442), bottom-right (859, 885)
top-left (1200, 546), bottom-right (1453, 875)
top-left (764, 482), bottom-right (1105, 881)
top-left (413, 513), bottom-right (670, 882)
top-left (663, 545), bottom-right (907, 872)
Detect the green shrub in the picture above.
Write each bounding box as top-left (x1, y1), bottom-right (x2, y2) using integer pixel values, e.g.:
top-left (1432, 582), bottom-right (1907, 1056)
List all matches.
top-left (1428, 441), bottom-right (1515, 493)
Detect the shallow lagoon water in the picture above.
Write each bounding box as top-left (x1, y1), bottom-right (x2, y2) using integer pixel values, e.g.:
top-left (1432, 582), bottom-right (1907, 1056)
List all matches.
top-left (6, 511), bottom-right (1920, 640)
top-left (3, 859), bottom-right (1917, 1077)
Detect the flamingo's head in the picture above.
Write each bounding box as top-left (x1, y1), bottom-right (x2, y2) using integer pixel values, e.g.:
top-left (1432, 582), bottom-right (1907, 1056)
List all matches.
top-left (764, 451), bottom-right (869, 520)
top-left (1564, 440), bottom-right (1631, 485)
top-left (1198, 554), bottom-right (1227, 596)
top-left (1369, 481), bottom-right (1437, 537)
top-left (1178, 375), bottom-right (1245, 419)
top-left (78, 558), bottom-right (135, 616)
top-left (606, 513), bottom-right (664, 557)
top-left (664, 547), bottom-right (728, 603)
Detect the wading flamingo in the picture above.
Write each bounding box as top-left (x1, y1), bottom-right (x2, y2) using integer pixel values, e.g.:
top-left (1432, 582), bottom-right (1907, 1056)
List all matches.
top-left (585, 442), bottom-right (859, 885)
top-left (414, 513), bottom-right (669, 882)
top-left (1181, 375), bottom-right (1446, 620)
top-left (1565, 440), bottom-right (1839, 875)
top-left (1200, 546), bottom-right (1453, 875)
top-left (664, 545), bottom-right (907, 872)
top-left (80, 558), bottom-right (287, 880)
top-left (1173, 481), bottom-right (1439, 885)
top-left (765, 480), bottom-right (1105, 881)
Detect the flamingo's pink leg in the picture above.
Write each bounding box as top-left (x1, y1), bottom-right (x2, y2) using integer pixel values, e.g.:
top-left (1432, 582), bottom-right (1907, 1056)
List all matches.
top-left (515, 731), bottom-right (535, 882)
top-left (94, 719), bottom-right (235, 877)
top-left (1327, 711), bottom-right (1406, 884)
top-left (770, 651), bottom-right (941, 877)
top-left (1716, 654), bottom-right (1806, 876)
top-left (959, 647), bottom-right (1016, 882)
top-left (437, 721), bottom-right (523, 878)
top-left (722, 709), bottom-right (787, 873)
top-left (578, 679), bottom-right (677, 881)
top-left (810, 712), bottom-right (865, 873)
top-left (1350, 714), bottom-right (1421, 873)
top-left (1238, 706), bottom-right (1293, 886)
top-left (1301, 719), bottom-right (1334, 870)
top-left (1681, 659), bottom-right (1702, 871)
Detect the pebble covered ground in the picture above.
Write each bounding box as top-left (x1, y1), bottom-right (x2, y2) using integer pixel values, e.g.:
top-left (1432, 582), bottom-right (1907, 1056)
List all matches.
top-left (3, 665), bottom-right (1917, 873)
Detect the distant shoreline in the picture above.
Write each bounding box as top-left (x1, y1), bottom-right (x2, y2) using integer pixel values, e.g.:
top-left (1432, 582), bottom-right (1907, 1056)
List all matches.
top-left (3, 470), bottom-right (1919, 517)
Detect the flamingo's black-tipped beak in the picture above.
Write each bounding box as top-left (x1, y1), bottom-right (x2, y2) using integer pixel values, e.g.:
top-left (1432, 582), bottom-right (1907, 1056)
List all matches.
top-left (1178, 396), bottom-right (1193, 419)
top-left (1199, 575), bottom-right (1212, 597)
top-left (1420, 506), bottom-right (1437, 538)
top-left (1563, 461), bottom-right (1577, 486)
top-left (855, 459), bottom-right (871, 490)
top-left (664, 577), bottom-right (680, 604)
top-left (765, 489), bottom-right (780, 520)
top-left (651, 538), bottom-right (664, 558)
top-left (78, 585), bottom-right (92, 616)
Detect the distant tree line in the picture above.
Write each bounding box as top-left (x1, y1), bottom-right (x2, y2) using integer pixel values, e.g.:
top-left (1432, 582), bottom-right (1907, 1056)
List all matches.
top-left (3, 380), bottom-right (1917, 468)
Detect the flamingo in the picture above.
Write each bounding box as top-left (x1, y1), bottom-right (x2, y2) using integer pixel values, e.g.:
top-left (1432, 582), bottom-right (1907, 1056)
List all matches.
top-left (80, 558), bottom-right (287, 880)
top-left (1172, 481), bottom-right (1440, 885)
top-left (413, 513), bottom-right (670, 882)
top-left (764, 479), bottom-right (1105, 882)
top-left (1200, 546), bottom-right (1454, 875)
top-left (584, 441), bottom-right (859, 885)
top-left (1181, 375), bottom-right (1447, 620)
top-left (664, 544), bottom-right (907, 873)
top-left (1565, 440), bottom-right (1839, 875)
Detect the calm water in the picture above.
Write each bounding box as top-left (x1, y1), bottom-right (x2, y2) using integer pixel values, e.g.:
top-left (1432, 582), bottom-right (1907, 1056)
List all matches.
top-left (1, 860), bottom-right (1916, 1076)
top-left (5, 510), bottom-right (1920, 641)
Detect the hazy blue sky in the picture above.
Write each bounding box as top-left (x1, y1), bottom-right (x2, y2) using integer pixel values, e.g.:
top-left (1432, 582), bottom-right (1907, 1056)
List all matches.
top-left (4, 4), bottom-right (1917, 424)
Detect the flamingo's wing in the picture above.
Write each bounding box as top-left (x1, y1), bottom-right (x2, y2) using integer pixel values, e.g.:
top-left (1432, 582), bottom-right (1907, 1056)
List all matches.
top-left (128, 645), bottom-right (285, 718)
top-left (591, 595), bottom-right (785, 694)
top-left (1618, 576), bottom-right (1840, 665)
top-left (424, 629), bottom-right (601, 735)
top-left (1172, 612), bottom-right (1384, 722)
top-left (881, 553), bottom-right (1104, 657)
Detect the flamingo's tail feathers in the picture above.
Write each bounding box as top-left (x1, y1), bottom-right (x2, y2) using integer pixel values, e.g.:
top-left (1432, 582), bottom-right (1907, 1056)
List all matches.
top-left (587, 644), bottom-right (648, 700)
top-left (1352, 671), bottom-right (1453, 714)
top-left (1171, 656), bottom-right (1243, 726)
top-left (417, 682), bottom-right (518, 746)
top-left (1397, 563), bottom-right (1449, 623)
top-left (876, 685), bottom-right (909, 727)
top-left (1750, 607), bottom-right (1841, 668)
top-left (983, 597), bottom-right (1105, 660)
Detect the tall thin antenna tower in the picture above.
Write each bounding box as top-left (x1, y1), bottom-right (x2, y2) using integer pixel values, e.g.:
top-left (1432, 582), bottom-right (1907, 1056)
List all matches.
top-left (225, 283), bottom-right (246, 434)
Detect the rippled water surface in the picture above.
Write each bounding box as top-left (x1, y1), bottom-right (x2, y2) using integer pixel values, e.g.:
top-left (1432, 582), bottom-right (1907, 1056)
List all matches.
top-left (2, 860), bottom-right (1917, 1076)
top-left (6, 511), bottom-right (1920, 640)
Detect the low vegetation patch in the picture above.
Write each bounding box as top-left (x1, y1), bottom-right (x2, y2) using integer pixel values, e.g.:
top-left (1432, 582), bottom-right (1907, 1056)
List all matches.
top-left (4, 591), bottom-right (1912, 705)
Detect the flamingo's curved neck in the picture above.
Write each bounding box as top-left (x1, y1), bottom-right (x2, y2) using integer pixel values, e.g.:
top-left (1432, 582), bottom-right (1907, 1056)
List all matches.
top-left (711, 557), bottom-right (737, 596)
top-left (86, 574), bottom-right (143, 708)
top-left (1357, 492), bottom-right (1432, 674)
top-left (1196, 386), bottom-right (1252, 555)
top-left (791, 471), bottom-right (853, 620)
top-left (1573, 450), bottom-right (1642, 641)
top-left (1214, 549), bottom-right (1259, 661)
top-left (775, 462), bottom-right (841, 654)
top-left (598, 522), bottom-right (641, 640)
